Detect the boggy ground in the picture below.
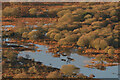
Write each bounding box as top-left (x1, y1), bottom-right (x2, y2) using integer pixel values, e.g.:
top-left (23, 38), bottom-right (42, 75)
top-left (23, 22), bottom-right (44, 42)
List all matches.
top-left (46, 42), bottom-right (120, 69)
top-left (2, 2), bottom-right (120, 79)
top-left (3, 38), bottom-right (120, 70)
top-left (2, 17), bottom-right (57, 25)
top-left (2, 40), bottom-right (100, 79)
top-left (30, 39), bottom-right (120, 68)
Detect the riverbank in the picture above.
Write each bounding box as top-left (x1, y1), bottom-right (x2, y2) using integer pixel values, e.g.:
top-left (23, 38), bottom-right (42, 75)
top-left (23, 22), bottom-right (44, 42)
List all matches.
top-left (3, 40), bottom-right (101, 79)
top-left (3, 38), bottom-right (120, 68)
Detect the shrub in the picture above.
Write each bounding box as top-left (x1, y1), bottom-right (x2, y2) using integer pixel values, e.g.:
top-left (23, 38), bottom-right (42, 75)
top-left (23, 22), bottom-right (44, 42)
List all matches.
top-left (15, 22), bottom-right (32, 35)
top-left (58, 13), bottom-right (74, 24)
top-left (50, 33), bottom-right (56, 39)
top-left (14, 72), bottom-right (29, 78)
top-left (56, 23), bottom-right (68, 30)
top-left (110, 9), bottom-right (119, 16)
top-left (91, 21), bottom-right (104, 27)
top-left (92, 38), bottom-right (108, 50)
top-left (94, 12), bottom-right (108, 19)
top-left (37, 22), bottom-right (44, 27)
top-left (29, 8), bottom-right (37, 16)
top-left (60, 30), bottom-right (68, 34)
top-left (28, 66), bottom-right (38, 74)
top-left (28, 30), bottom-right (42, 40)
top-left (77, 73), bottom-right (87, 78)
top-left (3, 7), bottom-right (20, 17)
top-left (91, 25), bottom-right (101, 30)
top-left (58, 38), bottom-right (67, 45)
top-left (16, 27), bottom-right (28, 34)
top-left (84, 14), bottom-right (92, 19)
top-left (102, 20), bottom-right (110, 27)
top-left (108, 49), bottom-right (115, 56)
top-left (106, 24), bottom-right (115, 30)
top-left (114, 25), bottom-right (120, 30)
top-left (60, 64), bottom-right (80, 76)
top-left (113, 38), bottom-right (119, 48)
top-left (105, 36), bottom-right (114, 45)
top-left (62, 6), bottom-right (76, 11)
top-left (54, 33), bottom-right (63, 41)
top-left (86, 32), bottom-right (98, 46)
top-left (73, 28), bottom-right (80, 34)
top-left (95, 54), bottom-right (106, 63)
top-left (77, 35), bottom-right (89, 47)
top-left (84, 18), bottom-right (96, 24)
top-left (110, 16), bottom-right (119, 22)
top-left (72, 9), bottom-right (84, 15)
top-left (72, 15), bottom-right (84, 21)
top-left (2, 30), bottom-right (15, 40)
top-left (15, 21), bottom-right (26, 28)
top-left (97, 5), bottom-right (110, 10)
top-left (100, 39), bottom-right (109, 50)
top-left (57, 9), bottom-right (71, 17)
top-left (22, 32), bottom-right (28, 39)
top-left (80, 26), bottom-right (92, 33)
top-left (11, 7), bottom-right (21, 17)
top-left (18, 56), bottom-right (24, 62)
top-left (92, 38), bottom-right (101, 50)
top-left (46, 71), bottom-right (62, 78)
top-left (47, 8), bottom-right (62, 17)
top-left (6, 51), bottom-right (18, 62)
top-left (65, 34), bottom-right (79, 43)
top-left (46, 29), bottom-right (60, 37)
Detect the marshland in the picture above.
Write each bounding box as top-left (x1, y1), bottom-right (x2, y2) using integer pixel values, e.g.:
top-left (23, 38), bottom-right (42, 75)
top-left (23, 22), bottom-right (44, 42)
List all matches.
top-left (2, 2), bottom-right (120, 79)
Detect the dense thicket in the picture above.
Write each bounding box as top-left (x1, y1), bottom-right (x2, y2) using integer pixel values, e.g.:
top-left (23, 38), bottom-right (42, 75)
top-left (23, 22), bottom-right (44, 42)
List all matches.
top-left (45, 2), bottom-right (120, 50)
top-left (3, 2), bottom-right (120, 50)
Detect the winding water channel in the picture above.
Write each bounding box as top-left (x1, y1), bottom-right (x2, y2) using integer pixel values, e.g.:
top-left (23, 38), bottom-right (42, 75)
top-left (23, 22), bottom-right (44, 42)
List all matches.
top-left (18, 44), bottom-right (118, 78)
top-left (3, 25), bottom-right (119, 78)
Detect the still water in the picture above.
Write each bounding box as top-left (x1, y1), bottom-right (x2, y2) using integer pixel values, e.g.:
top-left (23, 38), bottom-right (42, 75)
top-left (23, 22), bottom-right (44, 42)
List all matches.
top-left (3, 24), bottom-right (119, 78)
top-left (18, 44), bottom-right (118, 78)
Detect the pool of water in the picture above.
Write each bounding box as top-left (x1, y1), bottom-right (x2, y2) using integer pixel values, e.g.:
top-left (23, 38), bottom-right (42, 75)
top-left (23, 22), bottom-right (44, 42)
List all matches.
top-left (2, 25), bottom-right (15, 28)
top-left (18, 44), bottom-right (118, 78)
